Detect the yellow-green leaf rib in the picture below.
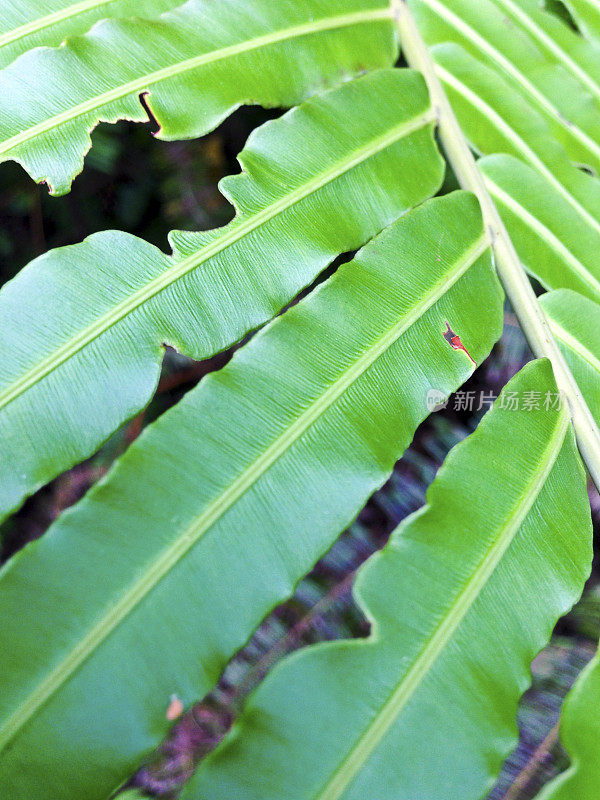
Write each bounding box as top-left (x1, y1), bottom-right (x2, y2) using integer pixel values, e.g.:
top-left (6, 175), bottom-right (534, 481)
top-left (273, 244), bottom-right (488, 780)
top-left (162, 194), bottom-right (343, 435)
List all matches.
top-left (0, 0), bottom-right (180, 69)
top-left (0, 226), bottom-right (488, 757)
top-left (0, 69), bottom-right (444, 521)
top-left (0, 192), bottom-right (503, 800)
top-left (186, 361), bottom-right (592, 800)
top-left (0, 0), bottom-right (396, 193)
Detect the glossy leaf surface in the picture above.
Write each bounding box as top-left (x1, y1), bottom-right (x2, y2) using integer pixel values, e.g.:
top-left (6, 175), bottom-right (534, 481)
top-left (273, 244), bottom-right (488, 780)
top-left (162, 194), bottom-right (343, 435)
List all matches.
top-left (479, 154), bottom-right (600, 302)
top-left (0, 68), bottom-right (444, 521)
top-left (540, 289), bottom-right (600, 425)
top-left (0, 0), bottom-right (396, 194)
top-left (417, 10), bottom-right (600, 308)
top-left (186, 360), bottom-right (592, 800)
top-left (431, 43), bottom-right (600, 237)
top-left (411, 0), bottom-right (600, 173)
top-left (0, 0), bottom-right (180, 70)
top-left (0, 191), bottom-right (503, 800)
top-left (560, 0), bottom-right (600, 43)
top-left (536, 652), bottom-right (600, 799)
top-left (427, 39), bottom-right (600, 318)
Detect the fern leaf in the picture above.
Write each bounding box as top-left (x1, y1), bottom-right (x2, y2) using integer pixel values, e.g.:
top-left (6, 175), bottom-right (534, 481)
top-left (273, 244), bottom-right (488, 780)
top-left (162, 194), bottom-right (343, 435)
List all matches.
top-left (0, 191), bottom-right (503, 800)
top-left (0, 0), bottom-right (179, 70)
top-left (489, 0), bottom-right (600, 104)
top-left (478, 154), bottom-right (600, 302)
top-left (0, 0), bottom-right (395, 194)
top-left (560, 0), bottom-right (600, 44)
top-left (427, 38), bottom-right (600, 313)
top-left (184, 360), bottom-right (592, 800)
top-left (535, 652), bottom-right (600, 799)
top-left (0, 68), bottom-right (444, 521)
top-left (411, 0), bottom-right (600, 174)
top-left (418, 16), bottom-right (600, 305)
top-left (540, 289), bottom-right (600, 425)
top-left (431, 43), bottom-right (600, 237)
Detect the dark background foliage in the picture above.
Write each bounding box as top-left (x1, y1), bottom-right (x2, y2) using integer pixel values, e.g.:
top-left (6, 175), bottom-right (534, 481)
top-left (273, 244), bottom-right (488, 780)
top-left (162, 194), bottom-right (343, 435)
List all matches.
top-left (1, 109), bottom-right (598, 799)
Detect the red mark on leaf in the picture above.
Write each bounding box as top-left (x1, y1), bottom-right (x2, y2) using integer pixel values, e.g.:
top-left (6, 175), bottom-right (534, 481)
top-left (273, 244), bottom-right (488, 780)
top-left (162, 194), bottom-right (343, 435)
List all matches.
top-left (443, 321), bottom-right (476, 365)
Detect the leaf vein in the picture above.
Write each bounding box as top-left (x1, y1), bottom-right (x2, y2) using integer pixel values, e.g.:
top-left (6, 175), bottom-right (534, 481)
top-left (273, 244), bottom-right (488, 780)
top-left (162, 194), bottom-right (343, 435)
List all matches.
top-left (314, 401), bottom-right (570, 800)
top-left (435, 62), bottom-right (600, 237)
top-left (0, 8), bottom-right (393, 156)
top-left (0, 0), bottom-right (116, 49)
top-left (0, 229), bottom-right (489, 754)
top-left (0, 107), bottom-right (436, 412)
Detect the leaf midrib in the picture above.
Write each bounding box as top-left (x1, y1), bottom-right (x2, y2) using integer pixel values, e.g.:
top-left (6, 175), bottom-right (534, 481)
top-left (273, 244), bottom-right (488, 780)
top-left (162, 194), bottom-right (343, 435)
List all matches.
top-left (490, 0), bottom-right (600, 102)
top-left (420, 0), bottom-right (600, 161)
top-left (0, 107), bottom-right (436, 412)
top-left (0, 229), bottom-right (490, 754)
top-left (0, 7), bottom-right (393, 156)
top-left (483, 173), bottom-right (600, 298)
top-left (315, 401), bottom-right (570, 800)
top-left (434, 62), bottom-right (600, 237)
top-left (0, 0), bottom-right (115, 49)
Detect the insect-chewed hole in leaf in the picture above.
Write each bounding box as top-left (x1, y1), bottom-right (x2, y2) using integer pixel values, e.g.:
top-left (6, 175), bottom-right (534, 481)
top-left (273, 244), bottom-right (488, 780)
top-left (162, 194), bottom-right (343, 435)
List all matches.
top-left (139, 92), bottom-right (161, 137)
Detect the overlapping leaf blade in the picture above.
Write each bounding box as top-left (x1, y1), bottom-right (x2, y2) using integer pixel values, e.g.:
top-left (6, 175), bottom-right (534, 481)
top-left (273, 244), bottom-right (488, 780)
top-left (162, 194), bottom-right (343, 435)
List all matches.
top-left (430, 42), bottom-right (600, 235)
top-left (478, 154), bottom-right (600, 302)
top-left (411, 0), bottom-right (600, 173)
top-left (184, 359), bottom-right (592, 800)
top-left (0, 191), bottom-right (504, 800)
top-left (424, 39), bottom-right (600, 305)
top-left (411, 4), bottom-right (600, 305)
top-left (0, 0), bottom-right (396, 194)
top-left (560, 0), bottom-right (600, 43)
top-left (540, 289), bottom-right (600, 424)
top-left (0, 0), bottom-right (180, 70)
top-left (536, 650), bottom-right (600, 799)
top-left (0, 68), bottom-right (444, 522)
top-left (489, 0), bottom-right (600, 104)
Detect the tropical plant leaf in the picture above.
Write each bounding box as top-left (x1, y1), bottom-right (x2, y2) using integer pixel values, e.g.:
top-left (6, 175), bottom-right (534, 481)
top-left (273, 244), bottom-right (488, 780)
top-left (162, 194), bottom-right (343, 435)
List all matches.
top-left (535, 650), bottom-right (600, 800)
top-left (0, 0), bottom-right (396, 194)
top-left (429, 42), bottom-right (600, 267)
top-left (0, 0), bottom-right (180, 70)
top-left (433, 42), bottom-right (600, 226)
top-left (540, 289), bottom-right (600, 425)
top-left (183, 359), bottom-right (592, 800)
top-left (0, 67), bottom-right (444, 522)
top-left (559, 0), bottom-right (600, 43)
top-left (478, 154), bottom-right (600, 302)
top-left (491, 0), bottom-right (600, 105)
top-left (418, 26), bottom-right (600, 303)
top-left (411, 0), bottom-right (600, 174)
top-left (0, 191), bottom-right (504, 800)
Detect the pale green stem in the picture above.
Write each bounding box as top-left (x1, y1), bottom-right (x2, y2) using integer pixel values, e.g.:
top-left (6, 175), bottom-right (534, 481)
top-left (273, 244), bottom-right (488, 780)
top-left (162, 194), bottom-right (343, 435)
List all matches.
top-left (392, 0), bottom-right (600, 492)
